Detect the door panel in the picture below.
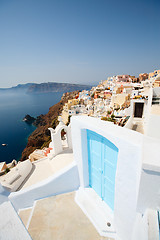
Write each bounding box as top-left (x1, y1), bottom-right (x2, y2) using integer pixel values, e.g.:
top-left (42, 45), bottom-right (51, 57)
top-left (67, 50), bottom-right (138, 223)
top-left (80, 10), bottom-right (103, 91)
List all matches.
top-left (134, 102), bottom-right (144, 118)
top-left (103, 140), bottom-right (118, 210)
top-left (87, 130), bottom-right (102, 197)
top-left (87, 130), bottom-right (118, 211)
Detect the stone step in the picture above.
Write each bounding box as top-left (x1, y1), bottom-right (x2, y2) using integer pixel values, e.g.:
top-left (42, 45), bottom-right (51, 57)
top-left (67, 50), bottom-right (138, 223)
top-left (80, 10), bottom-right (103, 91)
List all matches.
top-left (75, 188), bottom-right (117, 239)
top-left (19, 208), bottom-right (32, 228)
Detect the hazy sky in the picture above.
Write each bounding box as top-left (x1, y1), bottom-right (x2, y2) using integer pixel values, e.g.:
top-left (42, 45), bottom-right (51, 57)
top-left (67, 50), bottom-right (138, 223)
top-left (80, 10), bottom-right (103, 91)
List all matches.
top-left (0, 0), bottom-right (159, 88)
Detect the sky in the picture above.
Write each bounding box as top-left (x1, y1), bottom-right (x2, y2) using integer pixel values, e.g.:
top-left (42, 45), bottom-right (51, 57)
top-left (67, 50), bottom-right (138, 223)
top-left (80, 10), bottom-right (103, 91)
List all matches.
top-left (0, 0), bottom-right (160, 88)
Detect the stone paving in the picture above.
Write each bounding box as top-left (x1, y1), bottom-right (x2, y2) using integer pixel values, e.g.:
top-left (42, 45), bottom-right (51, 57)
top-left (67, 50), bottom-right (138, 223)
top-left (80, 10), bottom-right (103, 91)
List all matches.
top-left (20, 148), bottom-right (73, 190)
top-left (25, 192), bottom-right (113, 240)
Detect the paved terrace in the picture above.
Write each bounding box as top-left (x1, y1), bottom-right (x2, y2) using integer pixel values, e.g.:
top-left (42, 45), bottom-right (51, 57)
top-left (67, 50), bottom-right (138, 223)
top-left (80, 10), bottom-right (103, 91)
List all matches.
top-left (20, 148), bottom-right (73, 190)
top-left (19, 192), bottom-right (112, 240)
top-left (18, 147), bottom-right (114, 239)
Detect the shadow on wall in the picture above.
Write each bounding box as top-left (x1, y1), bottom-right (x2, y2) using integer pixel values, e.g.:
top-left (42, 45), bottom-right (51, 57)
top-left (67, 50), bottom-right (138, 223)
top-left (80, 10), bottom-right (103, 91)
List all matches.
top-left (0, 184), bottom-right (10, 204)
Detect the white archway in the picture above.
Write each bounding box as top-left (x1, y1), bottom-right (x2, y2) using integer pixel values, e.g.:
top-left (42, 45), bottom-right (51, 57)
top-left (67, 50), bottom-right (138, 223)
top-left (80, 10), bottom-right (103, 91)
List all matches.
top-left (48, 117), bottom-right (72, 157)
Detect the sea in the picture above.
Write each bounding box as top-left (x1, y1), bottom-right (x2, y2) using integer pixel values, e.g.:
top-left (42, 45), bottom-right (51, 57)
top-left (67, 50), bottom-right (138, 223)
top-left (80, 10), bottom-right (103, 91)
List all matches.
top-left (0, 91), bottom-right (63, 164)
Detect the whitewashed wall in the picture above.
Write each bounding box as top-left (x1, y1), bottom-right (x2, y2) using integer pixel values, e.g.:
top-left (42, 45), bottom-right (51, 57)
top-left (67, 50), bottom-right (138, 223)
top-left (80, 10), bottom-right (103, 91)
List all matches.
top-left (124, 115), bottom-right (133, 129)
top-left (48, 120), bottom-right (72, 158)
top-left (0, 184), bottom-right (10, 204)
top-left (146, 114), bottom-right (160, 139)
top-left (137, 137), bottom-right (160, 213)
top-left (9, 162), bottom-right (79, 211)
top-left (153, 87), bottom-right (160, 97)
top-left (0, 185), bottom-right (32, 240)
top-left (143, 87), bottom-right (153, 134)
top-left (71, 116), bottom-right (160, 240)
top-left (71, 116), bottom-right (143, 240)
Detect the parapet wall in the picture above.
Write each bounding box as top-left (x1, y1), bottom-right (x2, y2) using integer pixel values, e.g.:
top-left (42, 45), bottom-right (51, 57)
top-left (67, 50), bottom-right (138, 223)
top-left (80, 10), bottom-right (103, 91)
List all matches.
top-left (9, 162), bottom-right (80, 211)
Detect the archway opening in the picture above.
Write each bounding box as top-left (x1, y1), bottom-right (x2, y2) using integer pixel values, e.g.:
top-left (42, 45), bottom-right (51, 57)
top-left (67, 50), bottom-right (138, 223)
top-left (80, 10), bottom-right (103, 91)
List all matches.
top-left (61, 128), bottom-right (68, 149)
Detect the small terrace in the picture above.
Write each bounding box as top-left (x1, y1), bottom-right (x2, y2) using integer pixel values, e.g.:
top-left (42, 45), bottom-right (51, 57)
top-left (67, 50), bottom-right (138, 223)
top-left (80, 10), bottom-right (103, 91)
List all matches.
top-left (19, 192), bottom-right (112, 240)
top-left (20, 148), bottom-right (73, 190)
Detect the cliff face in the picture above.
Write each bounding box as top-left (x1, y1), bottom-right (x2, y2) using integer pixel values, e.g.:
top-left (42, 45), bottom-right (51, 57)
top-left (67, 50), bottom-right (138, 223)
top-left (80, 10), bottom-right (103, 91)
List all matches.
top-left (0, 82), bottom-right (91, 93)
top-left (27, 82), bottom-right (91, 93)
top-left (21, 91), bottom-right (78, 161)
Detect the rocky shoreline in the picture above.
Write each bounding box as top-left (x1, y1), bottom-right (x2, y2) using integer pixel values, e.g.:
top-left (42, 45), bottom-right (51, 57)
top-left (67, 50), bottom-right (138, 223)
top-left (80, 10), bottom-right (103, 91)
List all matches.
top-left (21, 91), bottom-right (79, 161)
top-left (23, 115), bottom-right (36, 124)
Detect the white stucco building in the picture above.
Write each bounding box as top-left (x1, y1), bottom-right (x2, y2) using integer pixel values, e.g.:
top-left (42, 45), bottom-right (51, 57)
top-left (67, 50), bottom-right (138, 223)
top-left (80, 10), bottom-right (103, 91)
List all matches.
top-left (71, 116), bottom-right (160, 240)
top-left (0, 101), bottom-right (160, 239)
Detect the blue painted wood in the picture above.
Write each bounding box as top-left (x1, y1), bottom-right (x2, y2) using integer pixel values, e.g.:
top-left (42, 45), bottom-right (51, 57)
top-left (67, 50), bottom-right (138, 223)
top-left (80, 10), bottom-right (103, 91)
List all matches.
top-left (87, 130), bottom-right (118, 211)
top-left (103, 137), bottom-right (118, 210)
top-left (87, 130), bottom-right (102, 197)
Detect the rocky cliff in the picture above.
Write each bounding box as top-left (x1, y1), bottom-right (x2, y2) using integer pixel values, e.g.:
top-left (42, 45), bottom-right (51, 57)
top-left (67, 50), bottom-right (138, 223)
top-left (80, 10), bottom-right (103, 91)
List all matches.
top-left (21, 91), bottom-right (79, 161)
top-left (0, 82), bottom-right (91, 93)
top-left (27, 82), bottom-right (91, 93)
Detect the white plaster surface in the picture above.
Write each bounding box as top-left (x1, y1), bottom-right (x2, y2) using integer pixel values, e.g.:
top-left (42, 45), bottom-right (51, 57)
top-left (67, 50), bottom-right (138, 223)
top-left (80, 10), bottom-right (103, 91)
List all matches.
top-left (148, 209), bottom-right (159, 240)
top-left (1, 114), bottom-right (159, 240)
top-left (124, 115), bottom-right (133, 129)
top-left (20, 158), bottom-right (54, 189)
top-left (21, 149), bottom-right (73, 189)
top-left (0, 184), bottom-right (9, 204)
top-left (49, 148), bottom-right (74, 172)
top-left (151, 105), bottom-right (160, 115)
top-left (0, 160), bottom-right (33, 192)
top-left (75, 187), bottom-right (117, 239)
top-left (125, 86), bottom-right (153, 135)
top-left (153, 87), bottom-right (160, 97)
top-left (71, 116), bottom-right (144, 240)
top-left (137, 167), bottom-right (160, 213)
top-left (138, 136), bottom-right (160, 215)
top-left (143, 87), bottom-right (153, 134)
top-left (146, 109), bottom-right (160, 139)
top-left (71, 116), bottom-right (160, 240)
top-left (9, 162), bottom-right (80, 212)
top-left (142, 137), bottom-right (160, 171)
top-left (48, 120), bottom-right (72, 157)
top-left (131, 211), bottom-right (148, 240)
top-left (0, 201), bottom-right (31, 240)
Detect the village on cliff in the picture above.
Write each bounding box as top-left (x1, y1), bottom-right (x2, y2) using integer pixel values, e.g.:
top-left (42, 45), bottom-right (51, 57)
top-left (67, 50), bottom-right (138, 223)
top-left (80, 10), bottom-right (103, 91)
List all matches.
top-left (0, 69), bottom-right (160, 240)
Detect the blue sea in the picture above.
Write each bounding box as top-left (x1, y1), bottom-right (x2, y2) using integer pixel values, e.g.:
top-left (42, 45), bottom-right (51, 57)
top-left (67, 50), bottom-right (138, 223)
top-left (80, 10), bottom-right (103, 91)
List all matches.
top-left (0, 91), bottom-right (63, 164)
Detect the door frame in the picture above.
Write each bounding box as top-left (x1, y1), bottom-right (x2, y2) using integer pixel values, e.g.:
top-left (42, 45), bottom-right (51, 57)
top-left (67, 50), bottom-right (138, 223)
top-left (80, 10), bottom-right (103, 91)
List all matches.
top-left (87, 129), bottom-right (118, 211)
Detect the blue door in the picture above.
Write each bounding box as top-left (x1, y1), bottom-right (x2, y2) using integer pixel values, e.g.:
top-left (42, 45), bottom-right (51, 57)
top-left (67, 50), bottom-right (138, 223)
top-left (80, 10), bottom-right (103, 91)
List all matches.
top-left (87, 130), bottom-right (118, 210)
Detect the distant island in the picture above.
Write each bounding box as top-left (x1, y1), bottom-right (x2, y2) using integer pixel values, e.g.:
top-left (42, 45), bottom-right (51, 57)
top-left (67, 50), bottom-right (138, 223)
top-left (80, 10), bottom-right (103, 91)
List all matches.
top-left (0, 82), bottom-right (91, 94)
